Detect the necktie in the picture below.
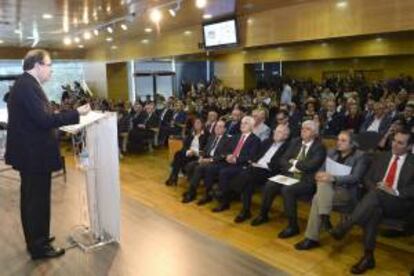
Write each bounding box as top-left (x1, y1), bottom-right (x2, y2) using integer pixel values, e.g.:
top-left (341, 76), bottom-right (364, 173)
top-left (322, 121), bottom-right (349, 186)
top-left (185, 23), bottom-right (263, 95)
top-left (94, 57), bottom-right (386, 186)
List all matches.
top-left (208, 137), bottom-right (219, 156)
top-left (293, 144), bottom-right (307, 180)
top-left (384, 156), bottom-right (399, 188)
top-left (232, 135), bottom-right (246, 157)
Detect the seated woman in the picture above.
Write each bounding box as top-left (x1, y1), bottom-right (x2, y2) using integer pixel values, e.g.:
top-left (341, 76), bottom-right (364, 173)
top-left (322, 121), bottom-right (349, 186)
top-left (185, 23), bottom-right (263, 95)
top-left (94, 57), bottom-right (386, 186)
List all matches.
top-left (165, 118), bottom-right (208, 186)
top-left (294, 130), bottom-right (369, 250)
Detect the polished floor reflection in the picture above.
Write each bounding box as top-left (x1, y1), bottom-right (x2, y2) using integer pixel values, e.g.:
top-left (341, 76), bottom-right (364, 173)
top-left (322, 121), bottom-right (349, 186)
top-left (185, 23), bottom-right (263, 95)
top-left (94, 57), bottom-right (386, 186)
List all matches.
top-left (0, 162), bottom-right (284, 276)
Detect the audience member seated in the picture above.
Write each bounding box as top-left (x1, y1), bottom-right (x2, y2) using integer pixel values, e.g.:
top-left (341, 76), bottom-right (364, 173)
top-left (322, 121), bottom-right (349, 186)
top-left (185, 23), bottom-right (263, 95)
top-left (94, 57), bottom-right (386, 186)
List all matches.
top-left (159, 100), bottom-right (187, 145)
top-left (182, 119), bottom-right (230, 204)
top-left (378, 118), bottom-right (406, 151)
top-left (116, 103), bottom-right (133, 154)
top-left (205, 111), bottom-right (219, 135)
top-left (250, 120), bottom-right (326, 239)
top-left (165, 118), bottom-right (208, 186)
top-left (330, 130), bottom-right (414, 274)
top-left (344, 103), bottom-right (363, 133)
top-left (128, 102), bottom-right (160, 151)
top-left (225, 109), bottom-right (242, 136)
top-left (360, 102), bottom-right (392, 137)
top-left (210, 116), bottom-right (261, 212)
top-left (294, 130), bottom-right (368, 250)
top-left (157, 100), bottom-right (174, 146)
top-left (252, 109), bottom-right (271, 141)
top-left (320, 99), bottom-right (345, 136)
top-left (232, 124), bottom-right (290, 223)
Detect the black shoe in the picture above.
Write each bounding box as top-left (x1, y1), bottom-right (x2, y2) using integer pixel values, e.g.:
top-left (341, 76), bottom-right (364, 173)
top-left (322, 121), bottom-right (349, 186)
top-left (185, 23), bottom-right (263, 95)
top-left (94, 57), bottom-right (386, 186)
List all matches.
top-left (234, 211), bottom-right (252, 223)
top-left (294, 238), bottom-right (320, 250)
top-left (31, 245), bottom-right (65, 260)
top-left (182, 193), bottom-right (196, 204)
top-left (380, 229), bottom-right (407, 238)
top-left (48, 236), bottom-right (55, 243)
top-left (330, 225), bottom-right (348, 241)
top-left (320, 215), bottom-right (333, 232)
top-left (212, 203), bottom-right (230, 213)
top-left (197, 195), bottom-right (213, 206)
top-left (251, 215), bottom-right (269, 226)
top-left (350, 254), bottom-right (375, 274)
top-left (278, 225), bottom-right (300, 239)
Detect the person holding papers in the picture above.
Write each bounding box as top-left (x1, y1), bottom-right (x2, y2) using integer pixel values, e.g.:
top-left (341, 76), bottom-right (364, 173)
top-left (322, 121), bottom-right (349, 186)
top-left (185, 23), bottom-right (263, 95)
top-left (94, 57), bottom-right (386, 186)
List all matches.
top-left (232, 124), bottom-right (290, 223)
top-left (5, 49), bottom-right (90, 260)
top-left (251, 120), bottom-right (326, 239)
top-left (295, 130), bottom-right (368, 250)
top-left (330, 129), bottom-right (414, 274)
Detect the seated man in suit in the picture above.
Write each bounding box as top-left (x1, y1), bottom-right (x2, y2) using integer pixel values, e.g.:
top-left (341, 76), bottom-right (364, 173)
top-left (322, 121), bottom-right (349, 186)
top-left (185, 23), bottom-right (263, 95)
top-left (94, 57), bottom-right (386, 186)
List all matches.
top-left (251, 120), bottom-right (327, 239)
top-left (330, 129), bottom-right (414, 274)
top-left (232, 124), bottom-right (291, 223)
top-left (320, 99), bottom-right (345, 136)
top-left (182, 119), bottom-right (230, 203)
top-left (211, 116), bottom-right (261, 212)
top-left (225, 108), bottom-right (242, 136)
top-left (294, 130), bottom-right (368, 250)
top-left (128, 102), bottom-right (160, 150)
top-left (205, 111), bottom-right (219, 135)
top-left (359, 102), bottom-right (392, 137)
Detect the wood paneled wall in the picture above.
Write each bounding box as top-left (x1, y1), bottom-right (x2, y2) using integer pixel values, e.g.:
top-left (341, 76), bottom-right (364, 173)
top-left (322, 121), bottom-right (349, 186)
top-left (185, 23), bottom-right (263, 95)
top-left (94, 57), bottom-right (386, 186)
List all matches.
top-left (106, 62), bottom-right (129, 101)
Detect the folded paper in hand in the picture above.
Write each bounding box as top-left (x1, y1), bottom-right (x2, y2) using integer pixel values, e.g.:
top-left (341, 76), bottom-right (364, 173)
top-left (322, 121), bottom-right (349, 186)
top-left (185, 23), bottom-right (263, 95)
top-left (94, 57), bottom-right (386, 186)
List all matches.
top-left (268, 174), bottom-right (299, 186)
top-left (326, 157), bottom-right (352, 176)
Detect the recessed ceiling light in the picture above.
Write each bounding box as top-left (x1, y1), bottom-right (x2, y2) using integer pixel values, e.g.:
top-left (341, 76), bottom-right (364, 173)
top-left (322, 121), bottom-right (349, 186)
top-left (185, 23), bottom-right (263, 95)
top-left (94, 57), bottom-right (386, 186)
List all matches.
top-left (141, 39), bottom-right (149, 44)
top-left (74, 37), bottom-right (81, 43)
top-left (376, 37), bottom-right (383, 42)
top-left (83, 31), bottom-right (92, 40)
top-left (168, 9), bottom-right (176, 17)
top-left (107, 26), bottom-right (113, 33)
top-left (106, 37), bottom-right (113, 42)
top-left (149, 9), bottom-right (162, 23)
top-left (63, 37), bottom-right (72, 45)
top-left (111, 45), bottom-right (118, 50)
top-left (0, 40), bottom-right (4, 44)
top-left (321, 42), bottom-right (328, 47)
top-left (42, 14), bottom-right (53, 19)
top-left (196, 0), bottom-right (207, 9)
top-left (144, 28), bottom-right (153, 33)
top-left (203, 14), bottom-right (212, 20)
top-left (14, 29), bottom-right (21, 34)
top-left (93, 29), bottom-right (99, 36)
top-left (78, 45), bottom-right (84, 48)
top-left (336, 1), bottom-right (348, 8)
top-left (121, 24), bottom-right (128, 31)
top-left (184, 30), bottom-right (192, 35)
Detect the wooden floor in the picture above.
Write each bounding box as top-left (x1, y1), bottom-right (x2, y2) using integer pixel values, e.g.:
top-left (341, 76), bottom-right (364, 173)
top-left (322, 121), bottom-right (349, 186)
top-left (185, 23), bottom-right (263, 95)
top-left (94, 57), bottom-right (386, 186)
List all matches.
top-left (0, 147), bottom-right (413, 275)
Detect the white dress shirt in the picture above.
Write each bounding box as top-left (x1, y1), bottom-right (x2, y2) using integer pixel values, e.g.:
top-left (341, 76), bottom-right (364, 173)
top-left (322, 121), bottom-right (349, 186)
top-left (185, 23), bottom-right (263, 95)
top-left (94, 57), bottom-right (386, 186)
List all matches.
top-left (367, 117), bottom-right (382, 132)
top-left (256, 142), bottom-right (283, 170)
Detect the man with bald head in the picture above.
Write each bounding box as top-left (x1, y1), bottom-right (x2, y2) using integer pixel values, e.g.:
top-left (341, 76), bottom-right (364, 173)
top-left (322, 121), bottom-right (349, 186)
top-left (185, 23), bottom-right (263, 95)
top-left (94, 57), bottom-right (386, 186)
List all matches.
top-left (6, 49), bottom-right (90, 260)
top-left (251, 120), bottom-right (326, 239)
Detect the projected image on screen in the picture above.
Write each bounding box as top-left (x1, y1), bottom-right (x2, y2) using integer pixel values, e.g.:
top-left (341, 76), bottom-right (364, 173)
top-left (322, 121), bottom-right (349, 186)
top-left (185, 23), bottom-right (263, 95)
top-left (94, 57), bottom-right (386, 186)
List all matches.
top-left (203, 19), bottom-right (238, 48)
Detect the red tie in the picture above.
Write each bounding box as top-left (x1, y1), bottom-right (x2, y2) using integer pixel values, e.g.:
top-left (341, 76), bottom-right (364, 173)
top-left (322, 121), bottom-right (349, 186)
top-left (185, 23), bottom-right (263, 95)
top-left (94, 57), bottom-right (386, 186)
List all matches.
top-left (384, 156), bottom-right (399, 188)
top-left (232, 135), bottom-right (246, 157)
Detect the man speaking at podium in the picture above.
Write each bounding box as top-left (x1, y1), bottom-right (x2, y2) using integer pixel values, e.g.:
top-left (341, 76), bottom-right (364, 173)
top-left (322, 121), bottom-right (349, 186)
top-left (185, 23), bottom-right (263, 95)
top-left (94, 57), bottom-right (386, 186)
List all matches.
top-left (5, 49), bottom-right (90, 260)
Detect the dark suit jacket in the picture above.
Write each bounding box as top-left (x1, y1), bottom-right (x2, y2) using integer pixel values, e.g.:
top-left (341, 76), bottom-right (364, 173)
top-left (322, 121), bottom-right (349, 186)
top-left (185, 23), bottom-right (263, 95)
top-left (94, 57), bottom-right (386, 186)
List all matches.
top-left (359, 115), bottom-right (392, 136)
top-left (5, 72), bottom-right (79, 173)
top-left (279, 137), bottom-right (327, 184)
top-left (203, 134), bottom-right (230, 162)
top-left (321, 111), bottom-right (345, 136)
top-left (226, 133), bottom-right (260, 166)
top-left (364, 152), bottom-right (414, 200)
top-left (252, 138), bottom-right (290, 174)
top-left (225, 121), bottom-right (241, 136)
top-left (157, 108), bottom-right (173, 127)
top-left (143, 112), bottom-right (160, 129)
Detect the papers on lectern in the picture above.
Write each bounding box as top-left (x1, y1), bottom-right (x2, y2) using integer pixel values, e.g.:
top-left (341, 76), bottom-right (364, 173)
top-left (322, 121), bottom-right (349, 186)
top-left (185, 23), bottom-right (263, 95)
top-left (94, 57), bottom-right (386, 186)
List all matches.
top-left (60, 111), bottom-right (107, 134)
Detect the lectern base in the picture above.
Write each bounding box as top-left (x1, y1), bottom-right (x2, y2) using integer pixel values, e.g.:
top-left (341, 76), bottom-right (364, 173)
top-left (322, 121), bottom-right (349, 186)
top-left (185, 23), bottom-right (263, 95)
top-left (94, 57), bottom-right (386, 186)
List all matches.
top-left (68, 225), bottom-right (117, 252)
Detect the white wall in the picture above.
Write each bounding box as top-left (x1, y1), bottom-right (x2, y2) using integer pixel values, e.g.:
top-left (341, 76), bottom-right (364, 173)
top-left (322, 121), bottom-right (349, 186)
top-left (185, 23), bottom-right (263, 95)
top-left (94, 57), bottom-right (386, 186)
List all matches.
top-left (83, 62), bottom-right (108, 98)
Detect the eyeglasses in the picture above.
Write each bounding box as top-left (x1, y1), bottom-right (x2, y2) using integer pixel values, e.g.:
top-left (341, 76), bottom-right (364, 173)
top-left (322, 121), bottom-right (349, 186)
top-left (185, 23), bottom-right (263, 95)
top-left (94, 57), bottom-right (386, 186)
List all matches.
top-left (39, 61), bottom-right (52, 67)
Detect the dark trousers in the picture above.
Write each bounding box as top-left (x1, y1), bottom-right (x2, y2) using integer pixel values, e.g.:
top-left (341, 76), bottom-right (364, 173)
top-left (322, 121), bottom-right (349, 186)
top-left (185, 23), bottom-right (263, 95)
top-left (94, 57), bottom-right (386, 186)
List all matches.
top-left (218, 165), bottom-right (245, 202)
top-left (232, 167), bottom-right (271, 212)
top-left (185, 161), bottom-right (212, 196)
top-left (20, 171), bottom-right (52, 252)
top-left (260, 180), bottom-right (315, 225)
top-left (345, 189), bottom-right (413, 250)
top-left (169, 150), bottom-right (197, 179)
